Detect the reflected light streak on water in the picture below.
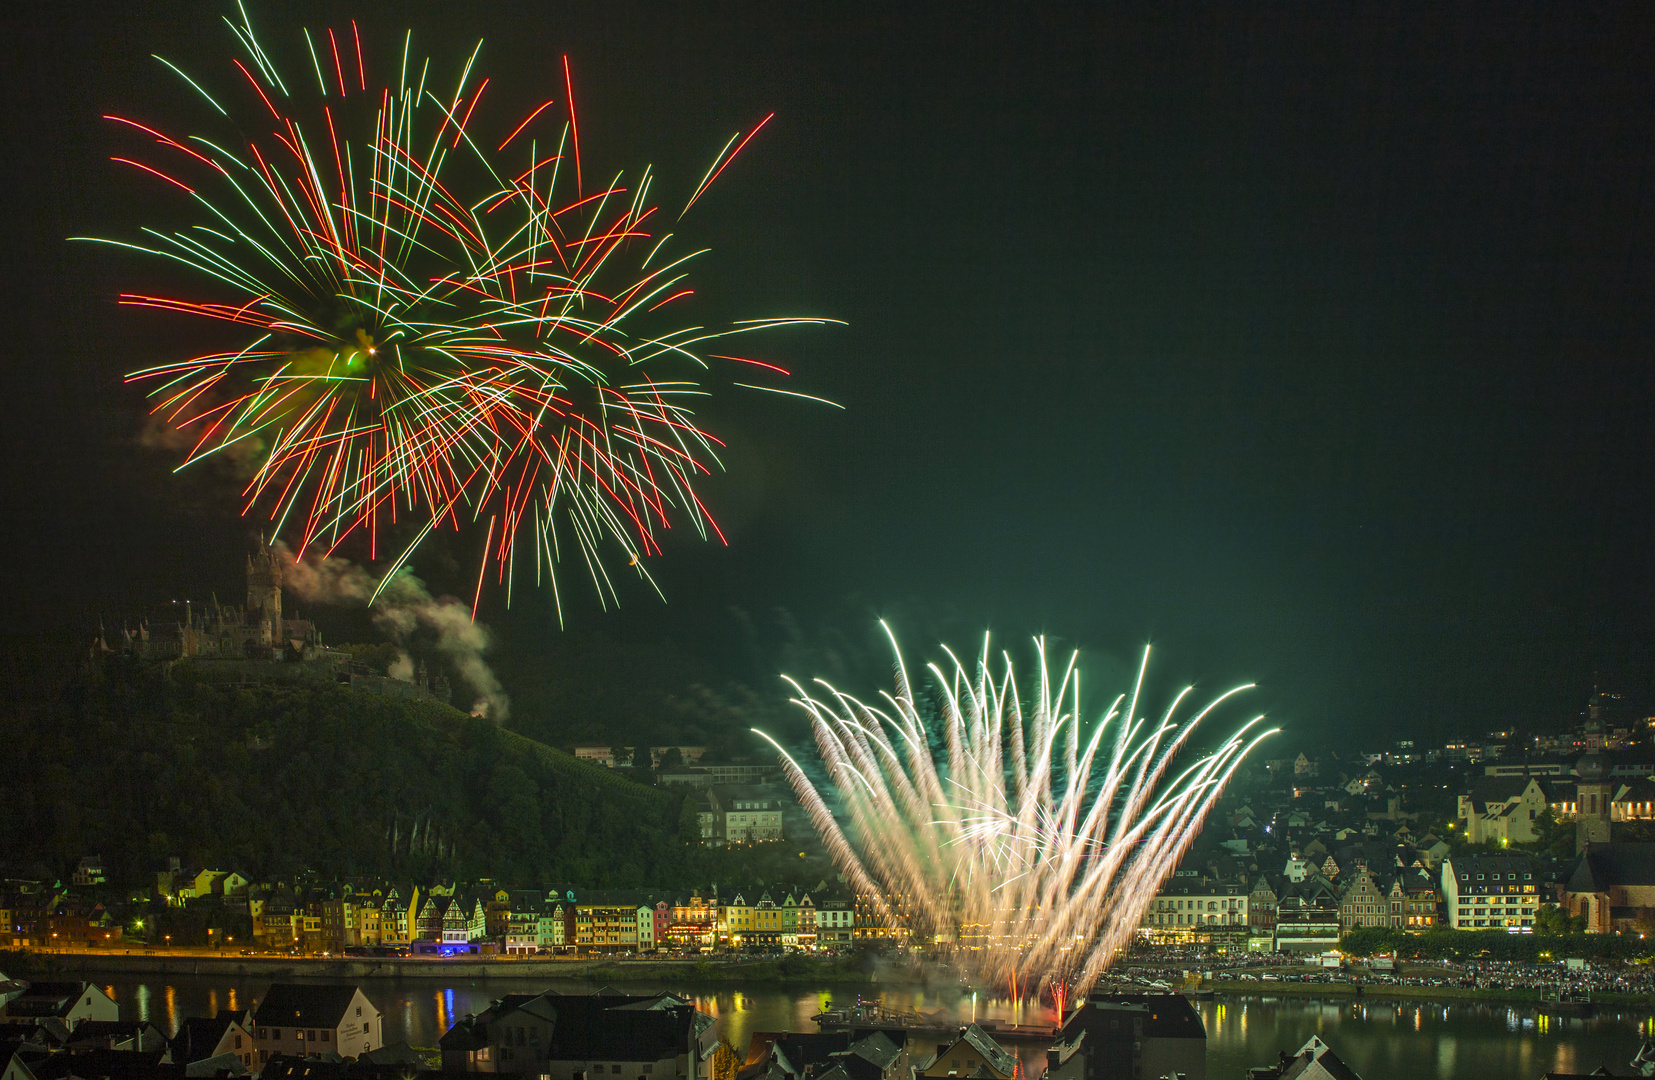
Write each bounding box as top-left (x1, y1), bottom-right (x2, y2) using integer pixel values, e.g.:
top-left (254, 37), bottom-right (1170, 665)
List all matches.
top-left (88, 976), bottom-right (1653, 1077)
top-left (1198, 997), bottom-right (1649, 1080)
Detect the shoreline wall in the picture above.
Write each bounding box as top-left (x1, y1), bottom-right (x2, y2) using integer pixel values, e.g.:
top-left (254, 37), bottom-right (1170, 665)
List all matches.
top-left (7, 951), bottom-right (878, 985)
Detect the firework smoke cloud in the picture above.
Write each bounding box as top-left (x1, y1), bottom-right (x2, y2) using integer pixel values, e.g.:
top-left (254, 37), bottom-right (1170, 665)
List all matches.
top-left (280, 544), bottom-right (509, 721)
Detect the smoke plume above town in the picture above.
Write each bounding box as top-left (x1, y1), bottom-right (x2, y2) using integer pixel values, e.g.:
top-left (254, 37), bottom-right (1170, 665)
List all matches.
top-left (277, 544), bottom-right (510, 722)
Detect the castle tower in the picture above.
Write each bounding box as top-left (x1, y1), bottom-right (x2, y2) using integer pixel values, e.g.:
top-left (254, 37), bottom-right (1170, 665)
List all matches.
top-left (1576, 749), bottom-right (1613, 848)
top-left (246, 537), bottom-right (284, 648)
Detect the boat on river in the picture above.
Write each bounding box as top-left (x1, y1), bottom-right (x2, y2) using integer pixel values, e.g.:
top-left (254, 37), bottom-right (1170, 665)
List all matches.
top-left (1538, 989), bottom-right (1594, 1017)
top-left (811, 998), bottom-right (1058, 1043)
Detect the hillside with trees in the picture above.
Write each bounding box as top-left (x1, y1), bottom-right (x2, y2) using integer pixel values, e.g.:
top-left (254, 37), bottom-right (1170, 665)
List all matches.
top-left (0, 654), bottom-right (814, 890)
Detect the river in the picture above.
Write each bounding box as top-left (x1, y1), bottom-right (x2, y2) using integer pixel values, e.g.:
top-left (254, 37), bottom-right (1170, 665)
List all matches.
top-left (91, 975), bottom-right (1655, 1079)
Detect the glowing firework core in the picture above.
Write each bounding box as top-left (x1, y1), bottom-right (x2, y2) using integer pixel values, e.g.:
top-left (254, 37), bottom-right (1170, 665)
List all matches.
top-left (758, 625), bottom-right (1275, 1000)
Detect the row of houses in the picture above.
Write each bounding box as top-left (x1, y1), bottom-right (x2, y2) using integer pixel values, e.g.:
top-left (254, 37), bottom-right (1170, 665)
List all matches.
top-left (0, 979), bottom-right (726, 1080)
top-left (566, 745), bottom-right (782, 791)
top-left (0, 978), bottom-right (390, 1075)
top-left (0, 873), bottom-right (125, 951)
top-left (1360, 693), bottom-right (1650, 766)
top-left (4, 856), bottom-right (885, 956)
top-left (238, 881), bottom-right (867, 955)
top-left (0, 961), bottom-right (1383, 1080)
top-left (1140, 850), bottom-right (1548, 951)
top-left (1456, 764), bottom-right (1655, 845)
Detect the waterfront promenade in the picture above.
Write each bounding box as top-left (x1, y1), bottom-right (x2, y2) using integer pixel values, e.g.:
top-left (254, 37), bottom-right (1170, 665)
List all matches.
top-left (4, 946), bottom-right (880, 985)
top-left (13, 945), bottom-right (1655, 1009)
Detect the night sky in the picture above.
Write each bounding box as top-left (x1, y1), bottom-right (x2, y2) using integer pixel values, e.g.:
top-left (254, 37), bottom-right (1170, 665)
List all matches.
top-left (5, 2), bottom-right (1655, 745)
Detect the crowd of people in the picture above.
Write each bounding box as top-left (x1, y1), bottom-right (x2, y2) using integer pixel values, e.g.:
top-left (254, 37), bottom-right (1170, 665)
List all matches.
top-left (1091, 950), bottom-right (1655, 998)
top-left (1433, 958), bottom-right (1655, 996)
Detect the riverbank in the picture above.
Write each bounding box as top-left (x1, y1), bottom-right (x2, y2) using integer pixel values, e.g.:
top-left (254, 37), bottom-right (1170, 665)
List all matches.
top-left (4, 950), bottom-right (881, 986)
top-left (17, 952), bottom-right (1652, 1009)
top-left (1205, 979), bottom-right (1654, 1008)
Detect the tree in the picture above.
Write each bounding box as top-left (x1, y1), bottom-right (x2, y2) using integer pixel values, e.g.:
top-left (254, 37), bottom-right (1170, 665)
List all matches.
top-left (679, 794), bottom-right (704, 844)
top-left (633, 745), bottom-right (653, 771)
top-left (1529, 808), bottom-right (1576, 862)
top-left (341, 642), bottom-right (404, 675)
top-left (657, 747), bottom-right (684, 770)
top-left (709, 1040), bottom-right (742, 1080)
top-left (1534, 904), bottom-right (1587, 935)
top-left (0, 659), bottom-right (701, 890)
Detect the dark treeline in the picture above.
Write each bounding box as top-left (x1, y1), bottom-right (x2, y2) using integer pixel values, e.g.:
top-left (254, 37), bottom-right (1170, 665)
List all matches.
top-left (0, 653), bottom-right (829, 891)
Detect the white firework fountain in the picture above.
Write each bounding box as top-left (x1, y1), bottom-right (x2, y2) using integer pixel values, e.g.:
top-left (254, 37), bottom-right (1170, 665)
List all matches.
top-left (756, 623), bottom-right (1275, 1006)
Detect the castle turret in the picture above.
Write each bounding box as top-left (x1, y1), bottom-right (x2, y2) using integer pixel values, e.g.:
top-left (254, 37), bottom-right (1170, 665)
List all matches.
top-left (246, 537), bottom-right (284, 648)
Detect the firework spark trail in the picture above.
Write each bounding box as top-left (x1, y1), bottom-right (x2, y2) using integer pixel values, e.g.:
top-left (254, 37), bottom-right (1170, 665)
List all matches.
top-left (87, 9), bottom-right (836, 614)
top-left (759, 624), bottom-right (1276, 1001)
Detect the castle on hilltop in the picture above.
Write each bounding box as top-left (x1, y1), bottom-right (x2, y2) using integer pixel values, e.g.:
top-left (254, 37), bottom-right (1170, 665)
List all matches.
top-left (94, 539), bottom-right (453, 704)
top-left (95, 538), bottom-right (324, 662)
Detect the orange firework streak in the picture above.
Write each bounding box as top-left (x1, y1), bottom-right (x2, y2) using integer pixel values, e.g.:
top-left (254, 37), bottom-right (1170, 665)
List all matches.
top-left (86, 9), bottom-right (837, 614)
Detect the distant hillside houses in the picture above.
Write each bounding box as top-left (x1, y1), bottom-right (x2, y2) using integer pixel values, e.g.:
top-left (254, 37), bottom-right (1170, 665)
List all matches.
top-left (571, 745), bottom-right (709, 768)
top-left (1141, 833), bottom-right (1448, 951)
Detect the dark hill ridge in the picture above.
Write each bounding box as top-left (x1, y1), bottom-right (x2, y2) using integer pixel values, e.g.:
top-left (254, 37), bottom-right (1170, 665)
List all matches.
top-left (0, 656), bottom-right (689, 887)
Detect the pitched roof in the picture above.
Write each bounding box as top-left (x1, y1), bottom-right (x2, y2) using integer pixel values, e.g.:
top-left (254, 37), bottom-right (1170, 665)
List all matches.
top-left (252, 985), bottom-right (367, 1029)
top-left (28, 1048), bottom-right (175, 1080)
top-left (1157, 879), bottom-right (1248, 898)
top-left (184, 1051), bottom-right (250, 1077)
top-left (257, 1052), bottom-right (349, 1079)
top-left (953, 1023), bottom-right (1016, 1077)
top-left (0, 1021), bottom-right (57, 1047)
top-left (170, 1015), bottom-right (237, 1063)
top-left (1567, 843), bottom-right (1655, 892)
top-left (359, 1042), bottom-right (425, 1066)
top-left (761, 1032), bottom-right (852, 1070)
top-left (1278, 1035), bottom-right (1363, 1080)
top-left (1381, 867), bottom-right (1435, 893)
top-left (5, 984), bottom-right (104, 1020)
top-left (844, 1031), bottom-right (901, 1071)
top-left (1466, 776), bottom-right (1545, 804)
top-left (66, 1021), bottom-right (165, 1052)
top-left (1065, 994), bottom-right (1206, 1041)
top-left (1446, 852), bottom-right (1536, 875)
top-left (438, 991), bottom-right (708, 1061)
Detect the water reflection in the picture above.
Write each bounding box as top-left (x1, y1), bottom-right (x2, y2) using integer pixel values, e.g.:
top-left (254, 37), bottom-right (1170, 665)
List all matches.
top-left (87, 977), bottom-right (1651, 1078)
top-left (1198, 996), bottom-right (1647, 1080)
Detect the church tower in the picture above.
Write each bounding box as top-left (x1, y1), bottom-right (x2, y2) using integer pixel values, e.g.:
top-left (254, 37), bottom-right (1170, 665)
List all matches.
top-left (246, 537), bottom-right (284, 648)
top-left (1576, 748), bottom-right (1613, 849)
top-left (1584, 690), bottom-right (1607, 750)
